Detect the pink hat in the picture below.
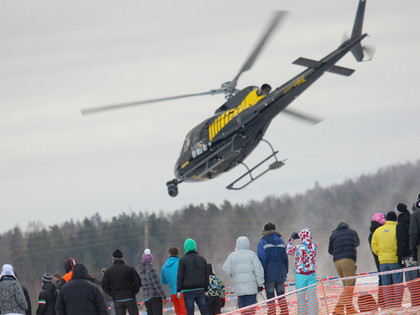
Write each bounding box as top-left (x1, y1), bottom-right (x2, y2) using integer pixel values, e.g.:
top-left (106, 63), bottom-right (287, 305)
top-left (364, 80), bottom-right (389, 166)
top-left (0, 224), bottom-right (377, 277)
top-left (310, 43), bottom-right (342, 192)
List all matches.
top-left (372, 213), bottom-right (386, 225)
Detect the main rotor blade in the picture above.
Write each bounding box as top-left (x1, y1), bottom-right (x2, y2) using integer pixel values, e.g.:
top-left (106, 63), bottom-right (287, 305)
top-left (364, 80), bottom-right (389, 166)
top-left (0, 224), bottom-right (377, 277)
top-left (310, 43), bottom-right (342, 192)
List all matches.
top-left (282, 108), bottom-right (323, 125)
top-left (232, 11), bottom-right (288, 85)
top-left (81, 91), bottom-right (215, 115)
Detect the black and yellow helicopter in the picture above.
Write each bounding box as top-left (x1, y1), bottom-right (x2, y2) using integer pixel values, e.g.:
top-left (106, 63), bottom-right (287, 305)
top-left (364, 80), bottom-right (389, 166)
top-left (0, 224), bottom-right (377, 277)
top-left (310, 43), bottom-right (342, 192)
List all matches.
top-left (82, 0), bottom-right (371, 197)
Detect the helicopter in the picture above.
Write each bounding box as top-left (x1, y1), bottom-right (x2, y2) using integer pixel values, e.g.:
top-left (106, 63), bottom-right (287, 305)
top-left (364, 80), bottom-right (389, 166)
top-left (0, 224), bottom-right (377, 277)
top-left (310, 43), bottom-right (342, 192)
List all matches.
top-left (82, 0), bottom-right (371, 197)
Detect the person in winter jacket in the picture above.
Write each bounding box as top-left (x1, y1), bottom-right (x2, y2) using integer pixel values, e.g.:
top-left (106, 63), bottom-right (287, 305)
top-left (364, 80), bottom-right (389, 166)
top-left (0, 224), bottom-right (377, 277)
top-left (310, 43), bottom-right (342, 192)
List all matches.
top-left (0, 264), bottom-right (28, 315)
top-left (101, 249), bottom-right (142, 315)
top-left (368, 213), bottom-right (386, 285)
top-left (396, 203), bottom-right (420, 306)
top-left (57, 257), bottom-right (77, 290)
top-left (36, 273), bottom-right (57, 315)
top-left (139, 249), bottom-right (167, 315)
top-left (371, 211), bottom-right (403, 308)
top-left (368, 212), bottom-right (386, 308)
top-left (56, 263), bottom-right (107, 315)
top-left (177, 238), bottom-right (209, 315)
top-left (328, 222), bottom-right (360, 315)
top-left (286, 228), bottom-right (318, 315)
top-left (205, 263), bottom-right (226, 315)
top-left (223, 236), bottom-right (264, 310)
top-left (257, 222), bottom-right (289, 315)
top-left (161, 247), bottom-right (187, 315)
top-left (409, 193), bottom-right (420, 261)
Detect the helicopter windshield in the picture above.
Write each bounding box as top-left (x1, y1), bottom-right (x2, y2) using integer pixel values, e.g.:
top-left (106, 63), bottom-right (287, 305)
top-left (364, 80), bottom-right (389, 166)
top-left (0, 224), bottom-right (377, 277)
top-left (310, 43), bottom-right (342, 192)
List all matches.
top-left (182, 121), bottom-right (207, 152)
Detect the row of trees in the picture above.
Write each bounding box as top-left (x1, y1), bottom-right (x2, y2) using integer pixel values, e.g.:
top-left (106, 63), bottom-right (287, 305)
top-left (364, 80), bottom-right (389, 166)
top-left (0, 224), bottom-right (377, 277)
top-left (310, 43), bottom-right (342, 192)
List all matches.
top-left (1, 160), bottom-right (419, 311)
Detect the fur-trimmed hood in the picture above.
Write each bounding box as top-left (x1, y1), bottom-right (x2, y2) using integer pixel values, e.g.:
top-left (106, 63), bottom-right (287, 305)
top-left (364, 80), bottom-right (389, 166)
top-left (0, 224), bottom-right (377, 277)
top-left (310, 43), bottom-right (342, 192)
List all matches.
top-left (262, 230), bottom-right (282, 238)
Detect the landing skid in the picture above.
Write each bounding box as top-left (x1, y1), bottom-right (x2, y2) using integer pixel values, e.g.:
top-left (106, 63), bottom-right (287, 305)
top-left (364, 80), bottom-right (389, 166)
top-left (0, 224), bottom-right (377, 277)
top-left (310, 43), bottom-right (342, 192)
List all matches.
top-left (226, 139), bottom-right (286, 190)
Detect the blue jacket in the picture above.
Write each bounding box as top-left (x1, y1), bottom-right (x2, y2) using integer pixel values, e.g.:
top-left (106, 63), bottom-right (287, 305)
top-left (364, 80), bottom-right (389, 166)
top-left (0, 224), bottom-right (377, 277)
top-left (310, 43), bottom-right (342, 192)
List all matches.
top-left (257, 231), bottom-right (288, 283)
top-left (161, 256), bottom-right (179, 295)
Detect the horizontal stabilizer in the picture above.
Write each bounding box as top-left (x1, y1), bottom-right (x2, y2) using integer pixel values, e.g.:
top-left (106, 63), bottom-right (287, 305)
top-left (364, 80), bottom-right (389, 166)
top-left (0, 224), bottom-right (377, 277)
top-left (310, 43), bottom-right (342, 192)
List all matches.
top-left (293, 57), bottom-right (355, 76)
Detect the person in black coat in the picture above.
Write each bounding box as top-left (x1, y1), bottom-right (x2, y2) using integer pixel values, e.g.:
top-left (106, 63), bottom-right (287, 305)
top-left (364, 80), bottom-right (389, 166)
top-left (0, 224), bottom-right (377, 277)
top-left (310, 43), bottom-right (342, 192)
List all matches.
top-left (101, 249), bottom-right (142, 315)
top-left (56, 263), bottom-right (108, 315)
top-left (396, 203), bottom-right (420, 306)
top-left (328, 222), bottom-right (360, 314)
top-left (36, 273), bottom-right (57, 315)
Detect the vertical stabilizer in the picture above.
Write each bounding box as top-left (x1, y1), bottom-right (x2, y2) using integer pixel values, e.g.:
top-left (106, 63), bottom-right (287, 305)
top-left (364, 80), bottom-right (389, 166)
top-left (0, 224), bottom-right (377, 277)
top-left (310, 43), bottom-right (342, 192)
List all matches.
top-left (350, 0), bottom-right (367, 61)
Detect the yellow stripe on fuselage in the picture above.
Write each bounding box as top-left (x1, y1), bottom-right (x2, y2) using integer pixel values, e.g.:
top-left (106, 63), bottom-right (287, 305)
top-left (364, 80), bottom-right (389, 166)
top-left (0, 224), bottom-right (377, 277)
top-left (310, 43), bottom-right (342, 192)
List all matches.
top-left (208, 89), bottom-right (265, 141)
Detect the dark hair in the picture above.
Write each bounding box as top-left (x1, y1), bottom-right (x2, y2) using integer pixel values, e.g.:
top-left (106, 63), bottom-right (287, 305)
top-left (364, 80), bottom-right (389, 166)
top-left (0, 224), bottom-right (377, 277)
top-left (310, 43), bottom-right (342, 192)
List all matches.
top-left (168, 247), bottom-right (179, 257)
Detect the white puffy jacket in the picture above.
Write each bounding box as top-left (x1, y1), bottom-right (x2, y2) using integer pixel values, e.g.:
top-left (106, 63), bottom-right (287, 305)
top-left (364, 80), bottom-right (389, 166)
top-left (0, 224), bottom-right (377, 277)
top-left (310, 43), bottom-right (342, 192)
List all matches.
top-left (223, 236), bottom-right (264, 296)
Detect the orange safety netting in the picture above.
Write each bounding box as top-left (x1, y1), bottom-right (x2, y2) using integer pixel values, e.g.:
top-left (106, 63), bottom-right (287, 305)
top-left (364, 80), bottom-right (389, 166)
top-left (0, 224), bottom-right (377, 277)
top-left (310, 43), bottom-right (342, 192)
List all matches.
top-left (223, 268), bottom-right (420, 315)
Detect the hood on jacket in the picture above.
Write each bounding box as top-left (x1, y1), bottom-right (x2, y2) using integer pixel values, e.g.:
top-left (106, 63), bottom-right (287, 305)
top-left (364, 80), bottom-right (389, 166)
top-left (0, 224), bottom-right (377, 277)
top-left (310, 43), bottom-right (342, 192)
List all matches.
top-left (335, 222), bottom-right (349, 230)
top-left (72, 263), bottom-right (89, 280)
top-left (298, 228), bottom-right (313, 245)
top-left (262, 230), bottom-right (282, 238)
top-left (235, 236), bottom-right (250, 250)
top-left (164, 256), bottom-right (179, 268)
top-left (184, 238), bottom-right (197, 254)
top-left (64, 257), bottom-right (77, 273)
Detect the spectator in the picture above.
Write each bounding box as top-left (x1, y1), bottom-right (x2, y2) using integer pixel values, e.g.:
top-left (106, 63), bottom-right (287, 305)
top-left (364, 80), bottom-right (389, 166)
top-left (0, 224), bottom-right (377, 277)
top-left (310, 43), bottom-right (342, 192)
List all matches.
top-left (36, 273), bottom-right (57, 315)
top-left (14, 270), bottom-right (32, 315)
top-left (56, 263), bottom-right (108, 315)
top-left (58, 257), bottom-right (77, 290)
top-left (411, 192), bottom-right (420, 211)
top-left (371, 211), bottom-right (404, 307)
top-left (205, 263), bottom-right (226, 315)
top-left (161, 247), bottom-right (187, 315)
top-left (177, 238), bottom-right (209, 315)
top-left (223, 236), bottom-right (264, 310)
top-left (139, 248), bottom-right (167, 315)
top-left (52, 273), bottom-right (62, 291)
top-left (328, 222), bottom-right (360, 315)
top-left (396, 203), bottom-right (420, 306)
top-left (409, 193), bottom-right (420, 261)
top-left (0, 264), bottom-right (28, 315)
top-left (286, 228), bottom-right (319, 315)
top-left (257, 222), bottom-right (289, 315)
top-left (101, 249), bottom-right (142, 315)
top-left (368, 212), bottom-right (386, 307)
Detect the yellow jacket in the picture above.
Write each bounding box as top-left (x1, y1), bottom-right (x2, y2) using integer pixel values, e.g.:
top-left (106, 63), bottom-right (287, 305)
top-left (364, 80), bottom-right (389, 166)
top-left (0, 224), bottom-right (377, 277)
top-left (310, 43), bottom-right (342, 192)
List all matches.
top-left (371, 221), bottom-right (398, 264)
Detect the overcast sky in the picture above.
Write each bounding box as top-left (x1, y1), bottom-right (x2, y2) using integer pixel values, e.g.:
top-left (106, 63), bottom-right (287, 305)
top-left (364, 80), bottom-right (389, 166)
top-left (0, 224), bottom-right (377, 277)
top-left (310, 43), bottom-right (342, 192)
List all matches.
top-left (1, 0), bottom-right (420, 234)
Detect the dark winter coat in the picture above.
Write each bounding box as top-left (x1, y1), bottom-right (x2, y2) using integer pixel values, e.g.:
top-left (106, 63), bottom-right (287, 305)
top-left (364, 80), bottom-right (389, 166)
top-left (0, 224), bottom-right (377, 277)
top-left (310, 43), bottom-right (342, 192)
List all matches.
top-left (177, 251), bottom-right (209, 292)
top-left (397, 211), bottom-right (412, 259)
top-left (101, 260), bottom-right (141, 302)
top-left (328, 222), bottom-right (360, 262)
top-left (410, 208), bottom-right (420, 258)
top-left (139, 262), bottom-right (166, 301)
top-left (368, 220), bottom-right (383, 272)
top-left (257, 230), bottom-right (288, 283)
top-left (56, 263), bottom-right (108, 315)
top-left (36, 281), bottom-right (57, 315)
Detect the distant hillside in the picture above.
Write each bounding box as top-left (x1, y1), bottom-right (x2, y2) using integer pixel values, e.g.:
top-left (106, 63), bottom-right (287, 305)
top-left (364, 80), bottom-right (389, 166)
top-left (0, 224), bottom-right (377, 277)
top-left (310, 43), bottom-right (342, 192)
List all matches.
top-left (1, 160), bottom-right (419, 311)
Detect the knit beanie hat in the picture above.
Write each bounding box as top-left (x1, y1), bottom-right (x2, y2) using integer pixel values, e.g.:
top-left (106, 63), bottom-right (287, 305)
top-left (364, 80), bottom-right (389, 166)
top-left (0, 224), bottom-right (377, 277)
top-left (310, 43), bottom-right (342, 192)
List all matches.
top-left (386, 211), bottom-right (397, 221)
top-left (396, 203), bottom-right (408, 214)
top-left (184, 238), bottom-right (197, 254)
top-left (372, 213), bottom-right (386, 225)
top-left (142, 249), bottom-right (153, 263)
top-left (112, 249), bottom-right (124, 260)
top-left (42, 273), bottom-right (52, 283)
top-left (0, 264), bottom-right (17, 280)
top-left (263, 223), bottom-right (276, 231)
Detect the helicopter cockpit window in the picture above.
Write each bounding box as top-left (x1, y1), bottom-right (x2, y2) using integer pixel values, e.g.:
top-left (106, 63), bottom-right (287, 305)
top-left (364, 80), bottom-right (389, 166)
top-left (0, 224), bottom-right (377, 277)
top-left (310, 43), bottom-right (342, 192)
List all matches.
top-left (182, 121), bottom-right (206, 152)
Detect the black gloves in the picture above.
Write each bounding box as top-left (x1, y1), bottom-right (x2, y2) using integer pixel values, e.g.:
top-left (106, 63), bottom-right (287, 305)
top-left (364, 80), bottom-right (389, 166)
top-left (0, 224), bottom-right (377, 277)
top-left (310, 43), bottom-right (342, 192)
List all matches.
top-left (258, 286), bottom-right (264, 292)
top-left (291, 232), bottom-right (299, 240)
